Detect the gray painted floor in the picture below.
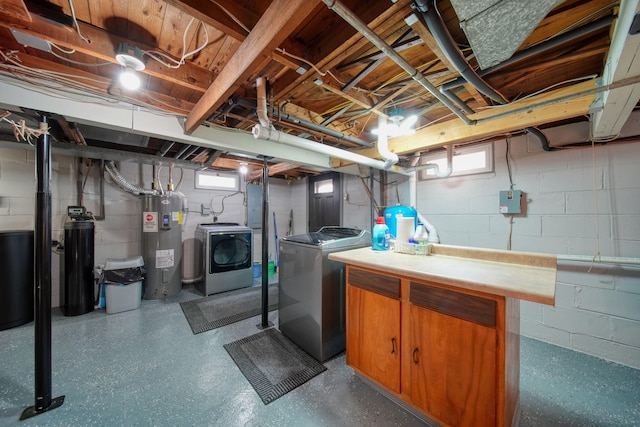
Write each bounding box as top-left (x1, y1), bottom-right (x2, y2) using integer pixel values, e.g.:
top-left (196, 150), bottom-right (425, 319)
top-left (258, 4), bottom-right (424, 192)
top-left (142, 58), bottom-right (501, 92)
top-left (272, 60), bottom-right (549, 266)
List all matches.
top-left (1, 281), bottom-right (638, 427)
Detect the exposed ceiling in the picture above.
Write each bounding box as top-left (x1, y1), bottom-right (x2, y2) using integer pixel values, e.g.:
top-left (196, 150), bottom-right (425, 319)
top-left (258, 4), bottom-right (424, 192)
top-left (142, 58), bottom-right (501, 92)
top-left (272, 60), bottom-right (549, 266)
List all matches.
top-left (0, 0), bottom-right (637, 181)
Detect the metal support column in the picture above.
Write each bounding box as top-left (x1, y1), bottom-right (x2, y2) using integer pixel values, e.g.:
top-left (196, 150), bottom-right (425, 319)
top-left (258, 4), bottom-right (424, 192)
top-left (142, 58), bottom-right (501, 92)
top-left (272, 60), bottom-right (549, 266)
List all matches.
top-left (259, 157), bottom-right (272, 329)
top-left (21, 114), bottom-right (65, 420)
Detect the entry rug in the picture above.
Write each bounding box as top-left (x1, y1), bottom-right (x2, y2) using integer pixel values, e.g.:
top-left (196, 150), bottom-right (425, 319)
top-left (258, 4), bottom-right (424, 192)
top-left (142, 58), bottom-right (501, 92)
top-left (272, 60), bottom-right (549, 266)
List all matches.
top-left (180, 285), bottom-right (278, 334)
top-left (223, 328), bottom-right (327, 405)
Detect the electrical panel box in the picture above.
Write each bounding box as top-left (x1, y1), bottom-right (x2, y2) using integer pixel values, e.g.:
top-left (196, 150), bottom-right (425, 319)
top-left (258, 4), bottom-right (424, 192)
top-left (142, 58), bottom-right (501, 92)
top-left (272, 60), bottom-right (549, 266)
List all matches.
top-left (499, 190), bottom-right (522, 214)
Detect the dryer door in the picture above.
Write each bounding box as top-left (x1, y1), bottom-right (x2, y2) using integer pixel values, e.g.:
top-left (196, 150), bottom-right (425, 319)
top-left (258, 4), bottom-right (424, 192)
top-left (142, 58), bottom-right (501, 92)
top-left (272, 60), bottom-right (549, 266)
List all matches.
top-left (208, 232), bottom-right (252, 273)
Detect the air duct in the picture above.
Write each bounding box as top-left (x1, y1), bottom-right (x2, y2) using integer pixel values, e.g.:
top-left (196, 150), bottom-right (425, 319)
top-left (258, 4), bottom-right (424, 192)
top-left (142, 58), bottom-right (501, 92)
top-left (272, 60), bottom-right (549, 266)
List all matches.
top-left (104, 161), bottom-right (157, 195)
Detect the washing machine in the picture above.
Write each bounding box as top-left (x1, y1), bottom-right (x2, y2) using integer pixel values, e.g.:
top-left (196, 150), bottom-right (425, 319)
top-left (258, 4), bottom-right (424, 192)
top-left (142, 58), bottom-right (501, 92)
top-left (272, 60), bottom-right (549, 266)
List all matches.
top-left (278, 226), bottom-right (371, 362)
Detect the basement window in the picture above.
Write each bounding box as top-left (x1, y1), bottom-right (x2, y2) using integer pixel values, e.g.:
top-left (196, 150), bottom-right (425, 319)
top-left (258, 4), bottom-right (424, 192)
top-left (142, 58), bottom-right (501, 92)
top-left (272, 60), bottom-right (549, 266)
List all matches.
top-left (417, 142), bottom-right (494, 180)
top-left (195, 170), bottom-right (239, 191)
top-left (314, 178), bottom-right (334, 194)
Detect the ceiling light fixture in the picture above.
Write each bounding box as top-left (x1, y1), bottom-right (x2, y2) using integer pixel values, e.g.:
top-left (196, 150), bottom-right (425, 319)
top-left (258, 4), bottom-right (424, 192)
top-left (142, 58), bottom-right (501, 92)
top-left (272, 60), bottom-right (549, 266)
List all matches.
top-left (371, 108), bottom-right (418, 137)
top-left (239, 162), bottom-right (248, 174)
top-left (115, 43), bottom-right (145, 90)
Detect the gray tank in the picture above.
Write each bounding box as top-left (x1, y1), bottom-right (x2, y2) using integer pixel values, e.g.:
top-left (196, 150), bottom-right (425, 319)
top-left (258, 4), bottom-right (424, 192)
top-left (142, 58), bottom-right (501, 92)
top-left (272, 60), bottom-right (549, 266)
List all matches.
top-left (141, 194), bottom-right (183, 299)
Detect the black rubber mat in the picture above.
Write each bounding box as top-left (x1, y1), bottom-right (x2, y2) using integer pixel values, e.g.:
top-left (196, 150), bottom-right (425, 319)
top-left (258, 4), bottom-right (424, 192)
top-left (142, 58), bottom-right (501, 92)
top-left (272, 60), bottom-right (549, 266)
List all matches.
top-left (223, 328), bottom-right (327, 405)
top-left (180, 285), bottom-right (278, 334)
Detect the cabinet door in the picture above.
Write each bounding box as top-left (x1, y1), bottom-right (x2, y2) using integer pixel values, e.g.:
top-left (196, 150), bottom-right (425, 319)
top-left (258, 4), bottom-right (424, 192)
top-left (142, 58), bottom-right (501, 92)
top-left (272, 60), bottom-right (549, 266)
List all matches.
top-left (409, 305), bottom-right (496, 426)
top-left (346, 284), bottom-right (401, 393)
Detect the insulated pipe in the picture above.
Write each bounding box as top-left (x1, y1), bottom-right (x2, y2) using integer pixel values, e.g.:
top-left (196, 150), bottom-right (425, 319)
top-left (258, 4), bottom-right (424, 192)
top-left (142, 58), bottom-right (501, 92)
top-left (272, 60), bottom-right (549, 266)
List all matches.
top-left (256, 77), bottom-right (270, 127)
top-left (442, 15), bottom-right (614, 92)
top-left (414, 0), bottom-right (508, 104)
top-left (252, 124), bottom-right (410, 175)
top-left (377, 115), bottom-right (399, 168)
top-left (322, 0), bottom-right (473, 125)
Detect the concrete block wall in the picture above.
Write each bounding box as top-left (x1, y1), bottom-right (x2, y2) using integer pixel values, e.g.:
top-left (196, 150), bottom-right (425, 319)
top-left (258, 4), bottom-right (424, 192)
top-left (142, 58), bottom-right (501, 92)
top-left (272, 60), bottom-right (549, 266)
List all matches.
top-left (414, 132), bottom-right (640, 369)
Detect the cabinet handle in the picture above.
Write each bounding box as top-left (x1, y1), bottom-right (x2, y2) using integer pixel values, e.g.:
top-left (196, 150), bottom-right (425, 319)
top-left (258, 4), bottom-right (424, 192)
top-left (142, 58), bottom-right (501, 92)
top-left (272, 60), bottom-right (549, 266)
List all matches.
top-left (391, 337), bottom-right (396, 354)
top-left (412, 348), bottom-right (419, 364)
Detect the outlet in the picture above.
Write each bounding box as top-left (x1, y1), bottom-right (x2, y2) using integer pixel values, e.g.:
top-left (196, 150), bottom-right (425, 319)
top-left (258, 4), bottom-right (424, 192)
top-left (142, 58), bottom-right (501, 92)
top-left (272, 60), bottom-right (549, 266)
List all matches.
top-left (343, 193), bottom-right (349, 201)
top-left (201, 203), bottom-right (211, 215)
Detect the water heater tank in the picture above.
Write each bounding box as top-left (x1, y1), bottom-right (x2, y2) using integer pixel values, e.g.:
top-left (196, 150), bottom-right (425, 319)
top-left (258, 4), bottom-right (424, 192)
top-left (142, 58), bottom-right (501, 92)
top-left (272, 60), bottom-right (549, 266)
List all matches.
top-left (142, 194), bottom-right (183, 299)
top-left (383, 205), bottom-right (417, 239)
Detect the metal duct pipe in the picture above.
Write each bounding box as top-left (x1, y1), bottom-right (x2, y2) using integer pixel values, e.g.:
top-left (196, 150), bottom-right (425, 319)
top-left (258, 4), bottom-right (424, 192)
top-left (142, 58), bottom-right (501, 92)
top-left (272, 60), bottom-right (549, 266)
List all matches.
top-left (252, 124), bottom-right (410, 174)
top-left (414, 0), bottom-right (508, 104)
top-left (104, 161), bottom-right (157, 195)
top-left (322, 0), bottom-right (474, 125)
top-left (442, 15), bottom-right (615, 92)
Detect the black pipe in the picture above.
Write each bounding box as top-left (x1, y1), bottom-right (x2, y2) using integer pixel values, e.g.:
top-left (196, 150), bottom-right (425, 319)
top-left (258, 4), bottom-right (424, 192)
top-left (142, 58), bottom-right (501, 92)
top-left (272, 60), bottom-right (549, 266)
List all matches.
top-left (442, 15), bottom-right (614, 92)
top-left (260, 158), bottom-right (270, 328)
top-left (414, 0), bottom-right (508, 104)
top-left (527, 126), bottom-right (557, 151)
top-left (21, 115), bottom-right (65, 420)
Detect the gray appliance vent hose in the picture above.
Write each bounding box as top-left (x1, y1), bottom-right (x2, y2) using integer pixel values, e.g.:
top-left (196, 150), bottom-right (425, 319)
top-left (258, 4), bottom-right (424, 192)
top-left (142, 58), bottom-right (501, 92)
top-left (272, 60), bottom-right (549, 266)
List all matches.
top-left (104, 161), bottom-right (157, 195)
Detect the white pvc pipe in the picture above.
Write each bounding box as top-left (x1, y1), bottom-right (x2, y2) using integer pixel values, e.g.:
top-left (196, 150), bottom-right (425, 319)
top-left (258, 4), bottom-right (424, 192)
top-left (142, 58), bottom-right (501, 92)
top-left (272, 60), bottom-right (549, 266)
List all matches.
top-left (252, 124), bottom-right (410, 174)
top-left (406, 145), bottom-right (453, 178)
top-left (557, 254), bottom-right (640, 266)
top-left (377, 115), bottom-right (399, 169)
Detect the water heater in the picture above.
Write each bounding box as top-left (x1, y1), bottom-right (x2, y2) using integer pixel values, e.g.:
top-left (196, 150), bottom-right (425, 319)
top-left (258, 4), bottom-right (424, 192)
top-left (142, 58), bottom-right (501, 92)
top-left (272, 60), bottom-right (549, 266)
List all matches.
top-left (142, 194), bottom-right (183, 299)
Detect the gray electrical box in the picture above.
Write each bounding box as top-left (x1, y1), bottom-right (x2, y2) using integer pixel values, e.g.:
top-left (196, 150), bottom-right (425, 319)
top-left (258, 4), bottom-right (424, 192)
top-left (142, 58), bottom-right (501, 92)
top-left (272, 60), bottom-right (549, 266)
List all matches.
top-left (247, 183), bottom-right (263, 228)
top-left (499, 190), bottom-right (522, 214)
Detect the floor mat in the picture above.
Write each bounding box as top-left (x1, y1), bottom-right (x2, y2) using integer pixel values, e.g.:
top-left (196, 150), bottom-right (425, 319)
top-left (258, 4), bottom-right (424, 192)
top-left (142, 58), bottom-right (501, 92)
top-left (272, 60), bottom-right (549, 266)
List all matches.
top-left (180, 285), bottom-right (278, 334)
top-left (223, 328), bottom-right (327, 405)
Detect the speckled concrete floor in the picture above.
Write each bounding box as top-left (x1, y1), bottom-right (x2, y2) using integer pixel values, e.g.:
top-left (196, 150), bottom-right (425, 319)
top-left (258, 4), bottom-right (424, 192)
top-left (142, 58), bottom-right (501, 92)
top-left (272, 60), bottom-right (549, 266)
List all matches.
top-left (1, 283), bottom-right (638, 427)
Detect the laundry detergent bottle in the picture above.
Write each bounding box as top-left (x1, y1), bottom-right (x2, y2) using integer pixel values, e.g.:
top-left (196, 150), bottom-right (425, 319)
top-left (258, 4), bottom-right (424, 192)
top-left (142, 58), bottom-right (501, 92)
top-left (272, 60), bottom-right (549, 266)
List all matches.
top-left (372, 217), bottom-right (390, 251)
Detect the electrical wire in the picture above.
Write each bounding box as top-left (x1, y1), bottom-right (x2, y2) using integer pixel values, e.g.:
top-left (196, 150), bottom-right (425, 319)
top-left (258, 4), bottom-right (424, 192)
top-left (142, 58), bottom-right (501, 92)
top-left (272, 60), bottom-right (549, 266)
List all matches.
top-left (588, 138), bottom-right (602, 272)
top-left (68, 0), bottom-right (91, 44)
top-left (142, 18), bottom-right (209, 69)
top-left (275, 48), bottom-right (346, 85)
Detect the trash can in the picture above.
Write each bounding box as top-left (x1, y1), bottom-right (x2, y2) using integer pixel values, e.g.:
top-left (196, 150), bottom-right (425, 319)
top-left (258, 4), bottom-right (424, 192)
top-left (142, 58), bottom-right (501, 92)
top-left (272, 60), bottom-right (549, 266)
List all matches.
top-left (102, 256), bottom-right (145, 314)
top-left (0, 230), bottom-right (34, 330)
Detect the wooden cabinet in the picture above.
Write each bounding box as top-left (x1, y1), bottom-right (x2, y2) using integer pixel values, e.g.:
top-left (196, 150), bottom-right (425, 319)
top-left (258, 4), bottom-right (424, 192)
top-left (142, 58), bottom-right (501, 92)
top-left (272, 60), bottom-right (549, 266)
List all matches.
top-left (346, 267), bottom-right (401, 393)
top-left (346, 266), bottom-right (514, 427)
top-left (408, 282), bottom-right (497, 426)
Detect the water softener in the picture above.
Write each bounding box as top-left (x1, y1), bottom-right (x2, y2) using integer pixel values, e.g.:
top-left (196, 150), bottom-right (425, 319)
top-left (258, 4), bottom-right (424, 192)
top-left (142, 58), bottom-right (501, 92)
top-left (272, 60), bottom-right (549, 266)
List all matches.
top-left (141, 194), bottom-right (183, 299)
top-left (63, 206), bottom-right (95, 316)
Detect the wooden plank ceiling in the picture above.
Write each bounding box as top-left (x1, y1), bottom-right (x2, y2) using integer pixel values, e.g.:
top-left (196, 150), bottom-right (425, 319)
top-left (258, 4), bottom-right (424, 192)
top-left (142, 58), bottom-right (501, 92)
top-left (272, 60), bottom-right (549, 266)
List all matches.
top-left (0, 0), bottom-right (628, 179)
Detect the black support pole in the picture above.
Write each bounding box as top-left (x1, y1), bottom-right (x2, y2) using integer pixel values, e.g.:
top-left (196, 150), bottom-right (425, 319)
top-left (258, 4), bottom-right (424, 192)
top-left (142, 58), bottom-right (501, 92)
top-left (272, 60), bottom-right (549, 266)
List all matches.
top-left (21, 115), bottom-right (65, 421)
top-left (259, 157), bottom-right (271, 329)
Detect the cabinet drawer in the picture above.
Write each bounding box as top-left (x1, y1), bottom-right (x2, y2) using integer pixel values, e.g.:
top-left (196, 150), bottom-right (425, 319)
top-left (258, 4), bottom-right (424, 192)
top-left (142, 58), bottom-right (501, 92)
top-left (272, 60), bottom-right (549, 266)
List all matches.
top-left (410, 282), bottom-right (496, 327)
top-left (348, 268), bottom-right (400, 299)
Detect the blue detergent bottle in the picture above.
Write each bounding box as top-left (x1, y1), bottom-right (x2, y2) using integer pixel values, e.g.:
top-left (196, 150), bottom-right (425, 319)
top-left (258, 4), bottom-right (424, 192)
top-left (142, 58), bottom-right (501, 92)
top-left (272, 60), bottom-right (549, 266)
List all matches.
top-left (372, 217), bottom-right (390, 251)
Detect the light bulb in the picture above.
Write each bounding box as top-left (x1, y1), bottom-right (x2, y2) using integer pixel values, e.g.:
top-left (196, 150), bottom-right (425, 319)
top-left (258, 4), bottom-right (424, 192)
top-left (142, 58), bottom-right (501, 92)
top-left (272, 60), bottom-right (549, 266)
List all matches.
top-left (120, 67), bottom-right (141, 90)
top-left (239, 163), bottom-right (248, 174)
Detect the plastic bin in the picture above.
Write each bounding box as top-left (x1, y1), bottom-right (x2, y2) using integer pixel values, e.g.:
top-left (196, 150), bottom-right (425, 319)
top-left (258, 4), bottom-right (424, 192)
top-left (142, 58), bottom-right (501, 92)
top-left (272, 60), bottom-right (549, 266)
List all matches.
top-left (103, 256), bottom-right (145, 314)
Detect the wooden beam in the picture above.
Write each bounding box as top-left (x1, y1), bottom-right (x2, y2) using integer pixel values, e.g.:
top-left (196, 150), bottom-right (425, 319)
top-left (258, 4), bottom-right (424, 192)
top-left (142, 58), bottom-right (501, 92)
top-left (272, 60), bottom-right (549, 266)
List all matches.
top-left (162, 0), bottom-right (257, 41)
top-left (0, 10), bottom-right (214, 93)
top-left (0, 0), bottom-right (31, 22)
top-left (346, 79), bottom-right (599, 161)
top-left (184, 0), bottom-right (322, 134)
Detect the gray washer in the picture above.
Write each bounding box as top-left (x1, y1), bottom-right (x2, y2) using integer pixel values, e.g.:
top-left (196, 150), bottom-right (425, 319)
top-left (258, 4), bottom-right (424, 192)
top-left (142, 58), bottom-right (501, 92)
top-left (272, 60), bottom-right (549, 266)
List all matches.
top-left (278, 227), bottom-right (371, 362)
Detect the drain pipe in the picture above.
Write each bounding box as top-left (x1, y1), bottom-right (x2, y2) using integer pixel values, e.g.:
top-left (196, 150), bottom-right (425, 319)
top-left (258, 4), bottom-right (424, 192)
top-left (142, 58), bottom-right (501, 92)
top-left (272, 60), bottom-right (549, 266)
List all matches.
top-left (322, 0), bottom-right (473, 125)
top-left (377, 115), bottom-right (399, 169)
top-left (408, 171), bottom-right (441, 243)
top-left (252, 124), bottom-right (409, 174)
top-left (406, 145), bottom-right (453, 178)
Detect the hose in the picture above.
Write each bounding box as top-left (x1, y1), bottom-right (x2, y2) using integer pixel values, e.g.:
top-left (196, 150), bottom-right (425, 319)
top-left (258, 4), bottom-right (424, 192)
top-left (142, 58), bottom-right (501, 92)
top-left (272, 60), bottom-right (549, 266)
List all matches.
top-left (104, 161), bottom-right (157, 195)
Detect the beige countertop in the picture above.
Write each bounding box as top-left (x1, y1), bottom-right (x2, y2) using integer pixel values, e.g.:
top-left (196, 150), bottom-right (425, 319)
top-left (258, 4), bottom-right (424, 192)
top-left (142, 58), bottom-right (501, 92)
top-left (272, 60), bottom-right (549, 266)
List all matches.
top-left (328, 243), bottom-right (557, 305)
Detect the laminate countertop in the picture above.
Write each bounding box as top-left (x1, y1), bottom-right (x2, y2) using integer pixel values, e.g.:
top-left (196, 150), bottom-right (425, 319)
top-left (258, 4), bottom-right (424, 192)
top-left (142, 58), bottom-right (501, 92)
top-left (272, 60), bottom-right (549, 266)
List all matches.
top-left (328, 243), bottom-right (557, 305)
